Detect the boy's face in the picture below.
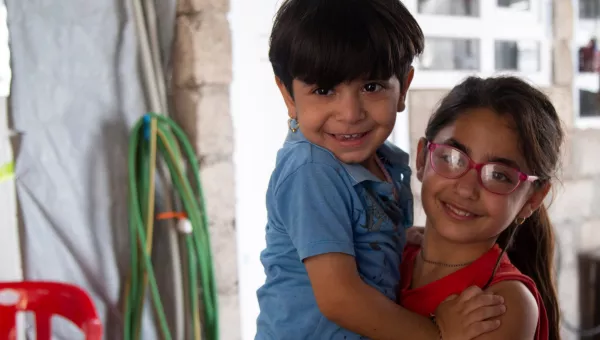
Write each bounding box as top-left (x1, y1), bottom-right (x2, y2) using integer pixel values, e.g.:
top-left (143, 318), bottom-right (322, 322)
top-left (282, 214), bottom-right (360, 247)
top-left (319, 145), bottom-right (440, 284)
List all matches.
top-left (276, 70), bottom-right (413, 168)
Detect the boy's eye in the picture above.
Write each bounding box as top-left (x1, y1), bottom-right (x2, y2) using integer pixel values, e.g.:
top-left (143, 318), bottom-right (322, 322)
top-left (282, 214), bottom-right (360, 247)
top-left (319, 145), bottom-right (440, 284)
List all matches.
top-left (363, 83), bottom-right (383, 92)
top-left (313, 88), bottom-right (333, 96)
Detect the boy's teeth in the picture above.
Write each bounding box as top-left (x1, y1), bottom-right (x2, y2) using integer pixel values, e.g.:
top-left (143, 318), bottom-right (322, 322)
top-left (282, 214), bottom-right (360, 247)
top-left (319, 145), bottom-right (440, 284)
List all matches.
top-left (446, 203), bottom-right (472, 217)
top-left (337, 133), bottom-right (363, 140)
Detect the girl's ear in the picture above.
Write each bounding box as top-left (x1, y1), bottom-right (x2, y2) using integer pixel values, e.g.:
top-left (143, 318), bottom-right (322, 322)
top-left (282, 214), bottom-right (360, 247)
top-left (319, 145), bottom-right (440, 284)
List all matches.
top-left (416, 137), bottom-right (428, 182)
top-left (516, 182), bottom-right (552, 219)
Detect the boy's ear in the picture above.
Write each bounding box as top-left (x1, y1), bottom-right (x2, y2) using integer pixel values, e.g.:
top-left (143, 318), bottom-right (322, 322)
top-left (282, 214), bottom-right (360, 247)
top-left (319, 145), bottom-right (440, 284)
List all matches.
top-left (517, 182), bottom-right (552, 219)
top-left (416, 137), bottom-right (427, 182)
top-left (276, 77), bottom-right (296, 119)
top-left (397, 67), bottom-right (415, 112)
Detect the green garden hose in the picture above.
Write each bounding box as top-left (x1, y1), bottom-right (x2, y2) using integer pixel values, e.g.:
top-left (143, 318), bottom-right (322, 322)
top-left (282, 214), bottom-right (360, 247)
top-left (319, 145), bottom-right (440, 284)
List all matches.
top-left (124, 112), bottom-right (219, 340)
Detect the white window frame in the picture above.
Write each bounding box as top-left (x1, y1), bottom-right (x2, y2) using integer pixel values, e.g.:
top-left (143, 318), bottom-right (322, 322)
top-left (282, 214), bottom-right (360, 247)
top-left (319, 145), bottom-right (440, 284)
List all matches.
top-left (405, 0), bottom-right (553, 89)
top-left (573, 0), bottom-right (600, 128)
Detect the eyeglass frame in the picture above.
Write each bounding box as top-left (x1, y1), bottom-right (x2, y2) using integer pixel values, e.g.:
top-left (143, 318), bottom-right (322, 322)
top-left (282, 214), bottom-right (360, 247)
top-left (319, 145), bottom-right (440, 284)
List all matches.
top-left (426, 141), bottom-right (539, 195)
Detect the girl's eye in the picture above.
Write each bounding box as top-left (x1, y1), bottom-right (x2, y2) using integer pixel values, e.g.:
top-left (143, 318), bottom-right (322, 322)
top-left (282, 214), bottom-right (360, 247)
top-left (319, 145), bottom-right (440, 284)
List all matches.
top-left (363, 83), bottom-right (383, 92)
top-left (492, 172), bottom-right (513, 183)
top-left (313, 88), bottom-right (333, 96)
top-left (439, 154), bottom-right (452, 163)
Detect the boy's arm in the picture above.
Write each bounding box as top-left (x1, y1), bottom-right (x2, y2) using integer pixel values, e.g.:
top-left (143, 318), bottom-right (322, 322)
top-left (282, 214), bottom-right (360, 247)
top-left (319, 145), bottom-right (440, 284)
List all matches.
top-left (306, 253), bottom-right (505, 340)
top-left (305, 252), bottom-right (439, 340)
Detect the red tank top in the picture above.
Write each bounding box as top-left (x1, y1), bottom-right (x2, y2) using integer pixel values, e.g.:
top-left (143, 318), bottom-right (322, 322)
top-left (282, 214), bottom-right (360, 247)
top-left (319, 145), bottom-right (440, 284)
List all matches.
top-left (398, 244), bottom-right (549, 340)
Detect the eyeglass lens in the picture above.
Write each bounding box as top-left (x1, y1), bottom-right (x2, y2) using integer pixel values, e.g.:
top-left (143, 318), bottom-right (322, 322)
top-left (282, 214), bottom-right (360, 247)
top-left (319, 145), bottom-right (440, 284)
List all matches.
top-left (430, 145), bottom-right (521, 194)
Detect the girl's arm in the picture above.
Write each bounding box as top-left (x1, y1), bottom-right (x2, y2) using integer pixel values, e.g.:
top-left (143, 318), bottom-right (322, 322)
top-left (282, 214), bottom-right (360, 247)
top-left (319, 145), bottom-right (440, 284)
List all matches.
top-left (470, 281), bottom-right (539, 340)
top-left (305, 252), bottom-right (505, 340)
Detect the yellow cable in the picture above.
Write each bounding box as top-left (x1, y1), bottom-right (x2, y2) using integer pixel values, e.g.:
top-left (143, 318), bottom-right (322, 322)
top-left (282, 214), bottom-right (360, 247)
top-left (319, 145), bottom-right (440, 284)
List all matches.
top-left (123, 118), bottom-right (203, 340)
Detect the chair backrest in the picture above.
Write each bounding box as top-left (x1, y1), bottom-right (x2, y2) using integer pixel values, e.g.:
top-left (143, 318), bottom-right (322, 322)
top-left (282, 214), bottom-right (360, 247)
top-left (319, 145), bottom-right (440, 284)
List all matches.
top-left (0, 281), bottom-right (102, 340)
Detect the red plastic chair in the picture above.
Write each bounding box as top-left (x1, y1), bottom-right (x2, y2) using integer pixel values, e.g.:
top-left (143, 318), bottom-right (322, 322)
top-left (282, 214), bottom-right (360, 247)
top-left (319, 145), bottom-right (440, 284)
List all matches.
top-left (0, 281), bottom-right (103, 340)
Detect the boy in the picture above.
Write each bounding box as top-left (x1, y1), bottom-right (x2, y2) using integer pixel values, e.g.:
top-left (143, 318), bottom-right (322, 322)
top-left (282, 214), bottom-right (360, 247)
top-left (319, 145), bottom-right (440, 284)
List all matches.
top-left (255, 0), bottom-right (505, 339)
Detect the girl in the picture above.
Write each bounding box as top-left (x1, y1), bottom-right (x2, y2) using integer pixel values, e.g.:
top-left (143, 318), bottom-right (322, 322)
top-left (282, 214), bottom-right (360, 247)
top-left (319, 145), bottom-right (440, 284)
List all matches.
top-left (400, 76), bottom-right (563, 339)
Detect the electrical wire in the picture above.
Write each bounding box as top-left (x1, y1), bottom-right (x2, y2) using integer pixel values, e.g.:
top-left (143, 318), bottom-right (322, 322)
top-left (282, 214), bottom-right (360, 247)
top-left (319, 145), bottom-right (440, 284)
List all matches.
top-left (555, 237), bottom-right (600, 337)
top-left (123, 113), bottom-right (219, 340)
top-left (129, 0), bottom-right (187, 337)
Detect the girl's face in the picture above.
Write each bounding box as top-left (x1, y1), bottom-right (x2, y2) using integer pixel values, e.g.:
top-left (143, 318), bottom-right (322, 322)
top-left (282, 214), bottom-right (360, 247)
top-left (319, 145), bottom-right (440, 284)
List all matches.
top-left (416, 108), bottom-right (549, 244)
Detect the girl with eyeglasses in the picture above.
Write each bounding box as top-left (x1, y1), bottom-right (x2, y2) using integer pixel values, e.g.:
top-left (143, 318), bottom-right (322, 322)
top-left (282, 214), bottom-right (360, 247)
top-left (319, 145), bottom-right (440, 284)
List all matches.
top-left (399, 76), bottom-right (563, 340)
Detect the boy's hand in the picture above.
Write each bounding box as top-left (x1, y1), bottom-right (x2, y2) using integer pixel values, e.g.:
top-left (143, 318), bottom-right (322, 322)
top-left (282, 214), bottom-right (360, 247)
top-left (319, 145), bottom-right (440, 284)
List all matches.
top-left (406, 226), bottom-right (425, 245)
top-left (434, 286), bottom-right (505, 340)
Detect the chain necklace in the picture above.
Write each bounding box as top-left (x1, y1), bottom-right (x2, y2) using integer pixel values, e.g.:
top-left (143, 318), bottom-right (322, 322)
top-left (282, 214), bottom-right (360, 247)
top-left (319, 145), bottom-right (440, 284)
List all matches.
top-left (419, 250), bottom-right (475, 268)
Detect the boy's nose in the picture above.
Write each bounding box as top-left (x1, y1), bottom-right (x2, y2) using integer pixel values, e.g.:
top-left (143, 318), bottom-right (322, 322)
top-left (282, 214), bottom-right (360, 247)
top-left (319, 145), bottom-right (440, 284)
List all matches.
top-left (336, 95), bottom-right (365, 123)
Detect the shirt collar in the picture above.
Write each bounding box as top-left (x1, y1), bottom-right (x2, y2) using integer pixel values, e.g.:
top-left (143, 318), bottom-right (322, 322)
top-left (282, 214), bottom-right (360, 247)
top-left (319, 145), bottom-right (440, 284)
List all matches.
top-left (284, 129), bottom-right (410, 185)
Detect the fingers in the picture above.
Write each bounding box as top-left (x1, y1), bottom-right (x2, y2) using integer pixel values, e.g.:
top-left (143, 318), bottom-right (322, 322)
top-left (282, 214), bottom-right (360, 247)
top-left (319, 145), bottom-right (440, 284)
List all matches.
top-left (465, 305), bottom-right (506, 325)
top-left (457, 285), bottom-right (484, 302)
top-left (435, 287), bottom-right (505, 339)
top-left (465, 319), bottom-right (501, 339)
top-left (461, 291), bottom-right (505, 315)
top-left (442, 294), bottom-right (458, 303)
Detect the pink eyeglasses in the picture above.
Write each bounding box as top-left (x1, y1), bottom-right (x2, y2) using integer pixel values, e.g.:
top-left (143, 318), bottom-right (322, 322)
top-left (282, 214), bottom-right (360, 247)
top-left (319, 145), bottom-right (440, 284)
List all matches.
top-left (427, 142), bottom-right (538, 195)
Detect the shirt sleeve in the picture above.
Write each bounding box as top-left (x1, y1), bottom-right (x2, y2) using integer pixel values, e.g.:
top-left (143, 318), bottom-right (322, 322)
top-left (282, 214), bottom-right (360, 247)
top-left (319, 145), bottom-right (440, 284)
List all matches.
top-left (274, 162), bottom-right (355, 261)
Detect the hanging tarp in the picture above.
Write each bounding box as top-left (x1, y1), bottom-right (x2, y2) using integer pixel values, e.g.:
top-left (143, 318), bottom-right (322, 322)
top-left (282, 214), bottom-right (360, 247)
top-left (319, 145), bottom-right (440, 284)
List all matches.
top-left (6, 0), bottom-right (176, 337)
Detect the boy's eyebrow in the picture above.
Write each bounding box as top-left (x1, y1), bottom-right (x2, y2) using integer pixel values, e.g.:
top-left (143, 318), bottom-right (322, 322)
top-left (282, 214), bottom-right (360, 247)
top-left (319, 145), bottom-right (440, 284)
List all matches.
top-left (442, 137), bottom-right (522, 170)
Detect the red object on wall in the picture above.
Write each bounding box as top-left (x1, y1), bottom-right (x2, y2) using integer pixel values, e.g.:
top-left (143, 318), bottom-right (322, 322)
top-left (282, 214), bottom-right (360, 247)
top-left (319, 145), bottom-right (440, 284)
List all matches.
top-left (0, 281), bottom-right (102, 339)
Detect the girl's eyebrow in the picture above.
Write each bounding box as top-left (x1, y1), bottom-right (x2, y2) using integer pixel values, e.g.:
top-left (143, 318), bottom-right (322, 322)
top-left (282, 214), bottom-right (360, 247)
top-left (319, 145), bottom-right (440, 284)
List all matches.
top-left (442, 137), bottom-right (522, 170)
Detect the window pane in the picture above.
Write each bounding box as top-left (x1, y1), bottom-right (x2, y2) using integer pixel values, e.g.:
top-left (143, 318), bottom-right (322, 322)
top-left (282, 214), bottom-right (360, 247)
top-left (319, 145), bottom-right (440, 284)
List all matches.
top-left (498, 0), bottom-right (530, 10)
top-left (495, 41), bottom-right (540, 72)
top-left (418, 0), bottom-right (479, 16)
top-left (419, 38), bottom-right (480, 71)
top-left (580, 0), bottom-right (600, 19)
top-left (580, 89), bottom-right (600, 117)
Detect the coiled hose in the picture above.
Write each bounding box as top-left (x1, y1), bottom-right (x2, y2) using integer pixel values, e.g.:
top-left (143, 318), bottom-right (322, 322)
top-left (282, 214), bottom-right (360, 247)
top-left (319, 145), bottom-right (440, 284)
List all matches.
top-left (124, 112), bottom-right (219, 340)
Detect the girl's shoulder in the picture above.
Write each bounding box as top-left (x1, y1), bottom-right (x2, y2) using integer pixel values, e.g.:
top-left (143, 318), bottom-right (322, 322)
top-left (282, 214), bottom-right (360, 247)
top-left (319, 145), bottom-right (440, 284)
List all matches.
top-left (483, 254), bottom-right (548, 340)
top-left (482, 279), bottom-right (543, 339)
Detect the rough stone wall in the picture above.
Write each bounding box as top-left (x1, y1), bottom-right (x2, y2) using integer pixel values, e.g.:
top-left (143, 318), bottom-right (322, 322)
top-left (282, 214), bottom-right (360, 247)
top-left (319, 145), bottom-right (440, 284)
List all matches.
top-left (408, 2), bottom-right (600, 339)
top-left (171, 0), bottom-right (240, 339)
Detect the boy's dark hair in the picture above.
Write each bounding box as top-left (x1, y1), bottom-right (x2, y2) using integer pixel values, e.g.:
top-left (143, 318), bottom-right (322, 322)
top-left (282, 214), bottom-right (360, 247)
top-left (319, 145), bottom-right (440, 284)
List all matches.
top-left (268, 0), bottom-right (424, 96)
top-left (425, 76), bottom-right (564, 340)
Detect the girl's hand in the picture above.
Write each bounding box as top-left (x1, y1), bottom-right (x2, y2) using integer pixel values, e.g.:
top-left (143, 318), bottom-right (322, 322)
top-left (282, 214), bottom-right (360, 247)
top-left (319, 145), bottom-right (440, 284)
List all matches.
top-left (406, 226), bottom-right (425, 245)
top-left (434, 286), bottom-right (506, 339)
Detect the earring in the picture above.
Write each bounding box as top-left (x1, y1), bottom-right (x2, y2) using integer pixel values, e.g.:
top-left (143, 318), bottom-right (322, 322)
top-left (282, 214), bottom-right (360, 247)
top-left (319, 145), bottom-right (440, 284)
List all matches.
top-left (288, 118), bottom-right (299, 133)
top-left (515, 217), bottom-right (527, 225)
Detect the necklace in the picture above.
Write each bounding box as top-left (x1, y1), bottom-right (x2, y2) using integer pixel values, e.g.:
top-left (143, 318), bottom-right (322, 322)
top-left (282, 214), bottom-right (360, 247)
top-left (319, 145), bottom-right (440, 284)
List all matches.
top-left (419, 250), bottom-right (475, 268)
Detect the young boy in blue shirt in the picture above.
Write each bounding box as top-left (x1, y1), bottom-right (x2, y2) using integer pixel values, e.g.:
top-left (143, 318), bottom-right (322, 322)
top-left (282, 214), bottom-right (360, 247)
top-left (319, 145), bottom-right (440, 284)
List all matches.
top-left (255, 0), bottom-right (506, 339)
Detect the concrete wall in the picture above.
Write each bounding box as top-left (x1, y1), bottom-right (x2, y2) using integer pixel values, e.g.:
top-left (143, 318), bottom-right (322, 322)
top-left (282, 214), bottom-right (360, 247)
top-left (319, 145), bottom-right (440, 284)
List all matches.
top-left (171, 0), bottom-right (240, 339)
top-left (409, 1), bottom-right (600, 338)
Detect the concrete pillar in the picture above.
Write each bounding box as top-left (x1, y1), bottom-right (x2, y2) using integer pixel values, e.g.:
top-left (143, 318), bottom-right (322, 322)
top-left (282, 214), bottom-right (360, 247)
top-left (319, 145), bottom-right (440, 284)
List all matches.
top-left (171, 0), bottom-right (240, 339)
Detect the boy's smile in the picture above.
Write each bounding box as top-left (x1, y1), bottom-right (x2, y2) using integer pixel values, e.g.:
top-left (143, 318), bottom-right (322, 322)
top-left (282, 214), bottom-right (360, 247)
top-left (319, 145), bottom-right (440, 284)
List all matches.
top-left (326, 130), bottom-right (371, 148)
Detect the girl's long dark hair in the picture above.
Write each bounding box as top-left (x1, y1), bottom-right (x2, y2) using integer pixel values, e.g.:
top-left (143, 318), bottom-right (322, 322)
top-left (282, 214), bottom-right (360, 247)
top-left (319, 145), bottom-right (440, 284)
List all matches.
top-left (424, 76), bottom-right (563, 340)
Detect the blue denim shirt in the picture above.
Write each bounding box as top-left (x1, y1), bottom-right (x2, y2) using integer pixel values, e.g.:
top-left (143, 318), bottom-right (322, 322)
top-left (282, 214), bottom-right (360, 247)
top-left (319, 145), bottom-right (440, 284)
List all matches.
top-left (255, 130), bottom-right (414, 340)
